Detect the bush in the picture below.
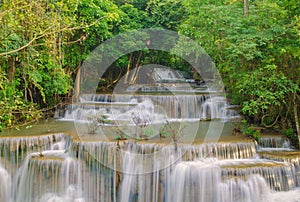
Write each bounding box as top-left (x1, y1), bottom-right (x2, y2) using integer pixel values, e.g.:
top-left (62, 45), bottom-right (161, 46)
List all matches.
top-left (284, 128), bottom-right (298, 148)
top-left (241, 120), bottom-right (261, 143)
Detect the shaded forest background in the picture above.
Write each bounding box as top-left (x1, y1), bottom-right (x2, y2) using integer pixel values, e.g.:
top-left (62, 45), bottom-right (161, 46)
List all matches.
top-left (0, 0), bottom-right (299, 139)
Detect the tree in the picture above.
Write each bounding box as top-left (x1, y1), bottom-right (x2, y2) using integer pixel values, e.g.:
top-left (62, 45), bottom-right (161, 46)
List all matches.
top-left (180, 0), bottom-right (300, 136)
top-left (0, 0), bottom-right (119, 129)
top-left (236, 65), bottom-right (298, 127)
top-left (146, 0), bottom-right (187, 30)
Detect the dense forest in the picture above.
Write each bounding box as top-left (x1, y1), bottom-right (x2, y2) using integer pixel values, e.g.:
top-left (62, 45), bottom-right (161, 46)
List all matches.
top-left (0, 0), bottom-right (299, 140)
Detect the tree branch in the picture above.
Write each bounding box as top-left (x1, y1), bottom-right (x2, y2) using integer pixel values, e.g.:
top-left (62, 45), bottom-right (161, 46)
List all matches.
top-left (0, 17), bottom-right (105, 56)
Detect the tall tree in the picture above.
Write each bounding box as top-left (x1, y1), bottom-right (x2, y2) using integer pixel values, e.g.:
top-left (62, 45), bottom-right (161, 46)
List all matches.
top-left (0, 0), bottom-right (119, 129)
top-left (180, 0), bottom-right (300, 133)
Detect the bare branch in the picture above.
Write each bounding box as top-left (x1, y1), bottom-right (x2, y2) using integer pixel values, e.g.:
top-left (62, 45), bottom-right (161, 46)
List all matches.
top-left (0, 36), bottom-right (38, 56)
top-left (63, 34), bottom-right (89, 45)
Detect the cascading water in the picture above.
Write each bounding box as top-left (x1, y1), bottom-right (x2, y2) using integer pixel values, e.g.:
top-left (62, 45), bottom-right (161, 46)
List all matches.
top-left (200, 97), bottom-right (239, 120)
top-left (0, 133), bottom-right (69, 164)
top-left (220, 159), bottom-right (296, 191)
top-left (0, 134), bottom-right (81, 202)
top-left (14, 150), bottom-right (65, 202)
top-left (0, 131), bottom-right (299, 201)
top-left (0, 163), bottom-right (11, 202)
top-left (258, 135), bottom-right (293, 151)
top-left (257, 135), bottom-right (300, 188)
top-left (1, 92), bottom-right (299, 201)
top-left (181, 141), bottom-right (256, 160)
top-left (13, 147), bottom-right (83, 202)
top-left (61, 94), bottom-right (238, 120)
top-left (168, 159), bottom-right (270, 202)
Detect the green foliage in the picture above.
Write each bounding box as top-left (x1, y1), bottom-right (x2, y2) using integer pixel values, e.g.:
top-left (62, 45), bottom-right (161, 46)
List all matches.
top-left (113, 135), bottom-right (127, 140)
top-left (111, 126), bottom-right (128, 140)
top-left (0, 96), bottom-right (42, 131)
top-left (252, 130), bottom-right (261, 144)
top-left (180, 0), bottom-right (300, 130)
top-left (114, 4), bottom-right (147, 32)
top-left (285, 128), bottom-right (294, 138)
top-left (0, 0), bottom-right (119, 129)
top-left (236, 65), bottom-right (298, 122)
top-left (0, 70), bottom-right (42, 131)
top-left (284, 128), bottom-right (299, 148)
top-left (146, 0), bottom-right (187, 30)
top-left (143, 127), bottom-right (154, 137)
top-left (240, 120), bottom-right (261, 143)
top-left (0, 0), bottom-right (78, 106)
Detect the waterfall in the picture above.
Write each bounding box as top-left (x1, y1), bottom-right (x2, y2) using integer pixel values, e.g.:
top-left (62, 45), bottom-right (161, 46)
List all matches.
top-left (71, 141), bottom-right (117, 202)
top-left (68, 140), bottom-right (259, 202)
top-left (118, 151), bottom-right (163, 202)
top-left (61, 94), bottom-right (239, 120)
top-left (257, 135), bottom-right (299, 188)
top-left (79, 94), bottom-right (112, 103)
top-left (200, 97), bottom-right (239, 120)
top-left (72, 141), bottom-right (256, 170)
top-left (14, 151), bottom-right (64, 202)
top-left (2, 82), bottom-right (300, 202)
top-left (181, 142), bottom-right (256, 160)
top-left (40, 186), bottom-right (85, 202)
top-left (258, 135), bottom-right (292, 150)
top-left (220, 159), bottom-right (296, 191)
top-left (221, 174), bottom-right (270, 202)
top-left (71, 140), bottom-right (282, 201)
top-left (0, 163), bottom-right (12, 202)
top-left (258, 151), bottom-right (300, 187)
top-left (13, 150), bottom-right (83, 202)
top-left (0, 130), bottom-right (299, 201)
top-left (168, 159), bottom-right (269, 202)
top-left (0, 134), bottom-right (68, 165)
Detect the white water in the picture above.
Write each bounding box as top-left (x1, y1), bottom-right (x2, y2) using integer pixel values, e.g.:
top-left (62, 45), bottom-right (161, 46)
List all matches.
top-left (182, 141), bottom-right (256, 160)
top-left (39, 185), bottom-right (85, 202)
top-left (1, 92), bottom-right (299, 202)
top-left (13, 150), bottom-right (84, 202)
top-left (62, 94), bottom-right (238, 121)
top-left (269, 188), bottom-right (300, 202)
top-left (0, 134), bottom-right (67, 165)
top-left (169, 159), bottom-right (270, 202)
top-left (200, 97), bottom-right (239, 120)
top-left (257, 136), bottom-right (294, 152)
top-left (152, 67), bottom-right (183, 82)
top-left (0, 163), bottom-right (12, 202)
top-left (0, 133), bottom-right (299, 201)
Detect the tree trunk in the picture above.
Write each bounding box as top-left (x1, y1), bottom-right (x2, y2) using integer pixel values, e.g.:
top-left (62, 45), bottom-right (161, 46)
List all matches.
top-left (243, 0), bottom-right (248, 17)
top-left (130, 52), bottom-right (143, 84)
top-left (124, 53), bottom-right (133, 84)
top-left (74, 64), bottom-right (81, 102)
top-left (8, 56), bottom-right (15, 82)
top-left (293, 93), bottom-right (300, 149)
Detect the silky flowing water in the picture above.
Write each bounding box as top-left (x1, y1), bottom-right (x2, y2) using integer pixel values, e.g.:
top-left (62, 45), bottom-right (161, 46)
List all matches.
top-left (64, 94), bottom-right (239, 120)
top-left (0, 94), bottom-right (299, 202)
top-left (0, 132), bottom-right (299, 202)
